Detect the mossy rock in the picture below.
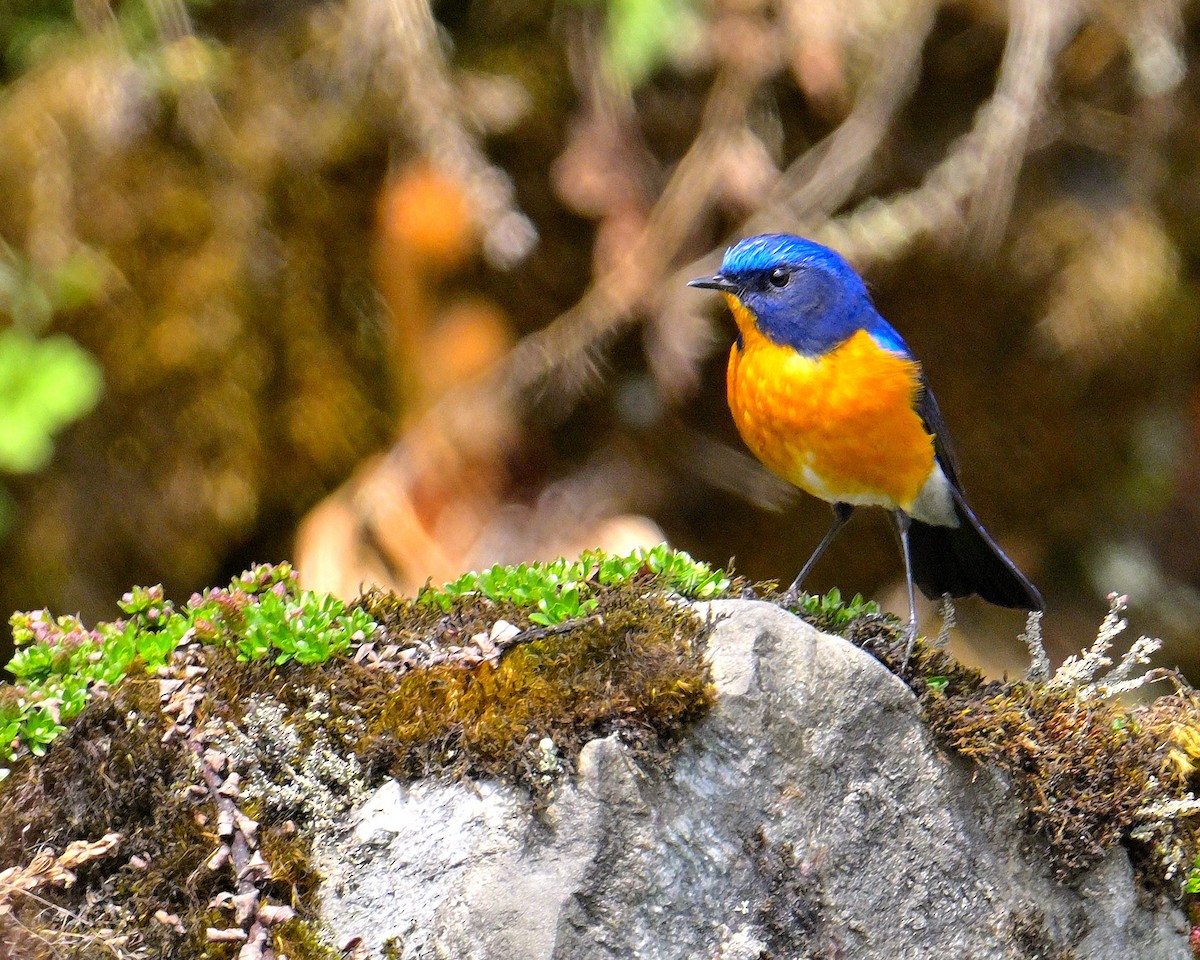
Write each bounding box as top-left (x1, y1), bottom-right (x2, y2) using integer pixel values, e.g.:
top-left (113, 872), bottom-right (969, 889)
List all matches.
top-left (3, 555), bottom-right (1200, 956)
top-left (0, 550), bottom-right (729, 956)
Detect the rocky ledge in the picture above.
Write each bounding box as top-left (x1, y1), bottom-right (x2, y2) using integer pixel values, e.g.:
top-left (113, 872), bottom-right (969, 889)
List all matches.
top-left (318, 600), bottom-right (1190, 959)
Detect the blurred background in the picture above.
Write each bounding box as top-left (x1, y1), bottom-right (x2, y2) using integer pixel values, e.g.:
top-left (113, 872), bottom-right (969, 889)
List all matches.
top-left (1, 0), bottom-right (1199, 675)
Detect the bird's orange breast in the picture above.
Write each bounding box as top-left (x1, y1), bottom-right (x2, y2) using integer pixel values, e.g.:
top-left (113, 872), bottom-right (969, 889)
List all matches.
top-left (725, 299), bottom-right (935, 510)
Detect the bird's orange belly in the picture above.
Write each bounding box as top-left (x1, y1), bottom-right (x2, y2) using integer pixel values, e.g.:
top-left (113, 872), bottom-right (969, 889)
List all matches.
top-left (727, 328), bottom-right (935, 510)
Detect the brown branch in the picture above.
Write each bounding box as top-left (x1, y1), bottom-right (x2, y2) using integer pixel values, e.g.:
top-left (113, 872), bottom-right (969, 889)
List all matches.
top-left (145, 0), bottom-right (228, 133)
top-left (492, 64), bottom-right (765, 405)
top-left (491, 0), bottom-right (1072, 404)
top-left (648, 0), bottom-right (939, 398)
top-left (348, 34), bottom-right (773, 536)
top-left (962, 0), bottom-right (1080, 252)
top-left (354, 0), bottom-right (1091, 532)
top-left (759, 0), bottom-right (940, 229)
top-left (812, 0), bottom-right (1083, 265)
top-left (353, 0), bottom-right (536, 267)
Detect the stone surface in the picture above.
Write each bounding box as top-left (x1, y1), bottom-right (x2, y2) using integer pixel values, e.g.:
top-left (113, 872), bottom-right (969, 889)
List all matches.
top-left (318, 599), bottom-right (1191, 959)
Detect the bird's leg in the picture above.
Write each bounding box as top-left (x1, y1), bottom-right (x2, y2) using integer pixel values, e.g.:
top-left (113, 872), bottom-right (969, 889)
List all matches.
top-left (891, 509), bottom-right (920, 673)
top-left (784, 502), bottom-right (854, 603)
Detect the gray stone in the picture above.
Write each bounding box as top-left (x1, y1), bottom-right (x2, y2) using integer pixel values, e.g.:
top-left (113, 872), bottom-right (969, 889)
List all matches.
top-left (318, 599), bottom-right (1191, 959)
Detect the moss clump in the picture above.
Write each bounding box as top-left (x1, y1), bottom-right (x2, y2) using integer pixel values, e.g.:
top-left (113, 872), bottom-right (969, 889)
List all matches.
top-left (351, 586), bottom-right (713, 794)
top-left (928, 679), bottom-right (1200, 874)
top-left (273, 918), bottom-right (345, 960)
top-left (0, 678), bottom-right (226, 958)
top-left (765, 587), bottom-right (1200, 908)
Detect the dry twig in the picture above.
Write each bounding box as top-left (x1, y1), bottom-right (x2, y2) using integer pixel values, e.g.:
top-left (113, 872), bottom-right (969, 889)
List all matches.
top-left (761, 0), bottom-right (940, 228)
top-left (0, 834), bottom-right (122, 915)
top-left (161, 651), bottom-right (295, 959)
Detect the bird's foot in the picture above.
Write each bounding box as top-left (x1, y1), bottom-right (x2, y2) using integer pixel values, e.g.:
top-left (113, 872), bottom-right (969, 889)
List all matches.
top-left (740, 584), bottom-right (759, 600)
top-left (781, 577), bottom-right (806, 608)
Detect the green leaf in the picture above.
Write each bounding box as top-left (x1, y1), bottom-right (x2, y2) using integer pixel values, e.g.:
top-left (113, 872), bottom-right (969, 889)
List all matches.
top-left (0, 329), bottom-right (102, 473)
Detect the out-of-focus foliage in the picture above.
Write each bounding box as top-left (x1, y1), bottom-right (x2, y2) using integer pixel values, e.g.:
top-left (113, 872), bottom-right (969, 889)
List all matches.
top-left (0, 240), bottom-right (104, 532)
top-left (576, 0), bottom-right (703, 88)
top-left (0, 0), bottom-right (397, 633)
top-left (0, 329), bottom-right (100, 475)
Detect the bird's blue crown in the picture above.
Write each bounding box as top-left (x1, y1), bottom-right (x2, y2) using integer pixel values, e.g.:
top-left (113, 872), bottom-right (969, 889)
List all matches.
top-left (716, 233), bottom-right (907, 357)
top-left (720, 234), bottom-right (864, 291)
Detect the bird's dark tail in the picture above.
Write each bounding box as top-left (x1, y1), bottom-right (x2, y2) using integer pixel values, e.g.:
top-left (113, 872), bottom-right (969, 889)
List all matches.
top-left (908, 488), bottom-right (1043, 611)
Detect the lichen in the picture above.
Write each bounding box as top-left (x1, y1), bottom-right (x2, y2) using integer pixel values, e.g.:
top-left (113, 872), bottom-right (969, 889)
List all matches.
top-left (218, 695), bottom-right (370, 853)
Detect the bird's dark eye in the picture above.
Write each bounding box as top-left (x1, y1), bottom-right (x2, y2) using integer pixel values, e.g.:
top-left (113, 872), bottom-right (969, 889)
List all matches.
top-left (768, 267), bottom-right (790, 288)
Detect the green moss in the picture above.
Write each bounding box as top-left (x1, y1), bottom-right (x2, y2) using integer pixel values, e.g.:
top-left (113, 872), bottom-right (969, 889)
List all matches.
top-left (929, 681), bottom-right (1155, 866)
top-left (259, 820), bottom-right (323, 911)
top-left (273, 919), bottom-right (343, 960)
top-left (354, 586), bottom-right (713, 795)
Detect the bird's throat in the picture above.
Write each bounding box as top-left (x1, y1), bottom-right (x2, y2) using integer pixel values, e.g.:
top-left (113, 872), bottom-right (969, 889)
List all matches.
top-left (723, 293), bottom-right (762, 350)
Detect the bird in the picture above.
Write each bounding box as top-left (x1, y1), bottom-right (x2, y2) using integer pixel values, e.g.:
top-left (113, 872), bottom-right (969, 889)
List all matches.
top-left (688, 233), bottom-right (1042, 661)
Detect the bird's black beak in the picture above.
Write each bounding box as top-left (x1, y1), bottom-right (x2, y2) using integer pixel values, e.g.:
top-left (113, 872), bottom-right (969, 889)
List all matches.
top-left (687, 275), bottom-right (739, 293)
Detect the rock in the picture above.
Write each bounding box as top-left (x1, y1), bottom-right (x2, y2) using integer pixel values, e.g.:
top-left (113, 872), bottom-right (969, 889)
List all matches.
top-left (318, 600), bottom-right (1190, 959)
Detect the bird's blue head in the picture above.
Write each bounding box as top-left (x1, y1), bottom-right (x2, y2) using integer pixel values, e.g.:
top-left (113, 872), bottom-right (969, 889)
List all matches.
top-left (689, 234), bottom-right (901, 356)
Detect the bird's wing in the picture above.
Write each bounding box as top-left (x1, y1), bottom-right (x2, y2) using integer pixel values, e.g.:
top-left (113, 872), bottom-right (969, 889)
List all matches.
top-left (914, 374), bottom-right (963, 491)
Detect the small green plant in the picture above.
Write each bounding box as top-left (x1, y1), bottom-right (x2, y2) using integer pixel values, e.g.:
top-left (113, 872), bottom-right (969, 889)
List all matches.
top-left (0, 562), bottom-right (378, 771)
top-left (237, 589), bottom-right (376, 665)
top-left (1186, 855), bottom-right (1200, 895)
top-left (788, 587), bottom-right (881, 631)
top-left (1, 548), bottom-right (730, 772)
top-left (628, 544), bottom-right (732, 599)
top-left (429, 562), bottom-right (599, 626)
top-left (418, 544), bottom-right (731, 625)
